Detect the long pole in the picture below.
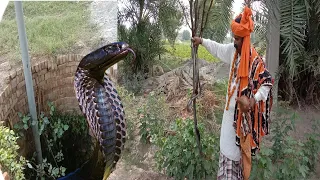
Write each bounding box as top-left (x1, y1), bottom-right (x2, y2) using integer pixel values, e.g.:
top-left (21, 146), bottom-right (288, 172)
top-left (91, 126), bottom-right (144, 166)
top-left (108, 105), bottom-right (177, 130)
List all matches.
top-left (14, 1), bottom-right (43, 164)
top-left (191, 42), bottom-right (202, 155)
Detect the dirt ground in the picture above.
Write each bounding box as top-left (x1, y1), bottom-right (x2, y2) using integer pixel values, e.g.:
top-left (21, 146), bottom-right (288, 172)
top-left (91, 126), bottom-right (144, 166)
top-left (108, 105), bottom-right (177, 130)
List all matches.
top-left (293, 107), bottom-right (320, 179)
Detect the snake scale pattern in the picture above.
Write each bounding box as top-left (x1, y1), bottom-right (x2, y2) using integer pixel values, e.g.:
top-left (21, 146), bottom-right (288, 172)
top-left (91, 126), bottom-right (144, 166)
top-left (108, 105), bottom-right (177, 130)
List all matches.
top-left (74, 42), bottom-right (134, 179)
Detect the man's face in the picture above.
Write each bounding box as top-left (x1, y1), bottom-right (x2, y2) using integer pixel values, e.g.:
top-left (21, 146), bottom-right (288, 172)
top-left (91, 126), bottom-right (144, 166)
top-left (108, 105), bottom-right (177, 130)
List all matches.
top-left (233, 35), bottom-right (243, 53)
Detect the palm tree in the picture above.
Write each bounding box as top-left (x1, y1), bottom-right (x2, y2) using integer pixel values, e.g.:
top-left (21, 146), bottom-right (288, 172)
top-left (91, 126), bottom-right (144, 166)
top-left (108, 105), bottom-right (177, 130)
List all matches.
top-left (270, 0), bottom-right (320, 105)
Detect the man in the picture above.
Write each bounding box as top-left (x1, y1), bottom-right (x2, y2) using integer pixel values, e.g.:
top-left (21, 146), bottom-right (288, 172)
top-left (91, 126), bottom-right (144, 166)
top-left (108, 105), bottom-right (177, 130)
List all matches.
top-left (192, 6), bottom-right (273, 180)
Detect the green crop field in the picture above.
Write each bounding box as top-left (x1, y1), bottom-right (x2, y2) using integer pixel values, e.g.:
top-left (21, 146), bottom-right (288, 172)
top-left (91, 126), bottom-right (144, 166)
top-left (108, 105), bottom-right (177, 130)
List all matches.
top-left (164, 41), bottom-right (219, 62)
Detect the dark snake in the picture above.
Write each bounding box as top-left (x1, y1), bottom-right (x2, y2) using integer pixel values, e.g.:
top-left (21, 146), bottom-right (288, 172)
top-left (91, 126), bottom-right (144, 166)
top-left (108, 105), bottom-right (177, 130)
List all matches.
top-left (63, 42), bottom-right (135, 180)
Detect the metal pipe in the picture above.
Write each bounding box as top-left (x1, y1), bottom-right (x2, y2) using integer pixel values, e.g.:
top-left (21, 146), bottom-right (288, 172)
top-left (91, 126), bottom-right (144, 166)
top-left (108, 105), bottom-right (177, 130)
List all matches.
top-left (14, 1), bottom-right (43, 164)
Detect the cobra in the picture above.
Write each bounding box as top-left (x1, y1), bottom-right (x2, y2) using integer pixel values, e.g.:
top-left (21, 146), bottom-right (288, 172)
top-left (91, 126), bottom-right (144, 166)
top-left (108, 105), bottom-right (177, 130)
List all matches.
top-left (72, 42), bottom-right (135, 180)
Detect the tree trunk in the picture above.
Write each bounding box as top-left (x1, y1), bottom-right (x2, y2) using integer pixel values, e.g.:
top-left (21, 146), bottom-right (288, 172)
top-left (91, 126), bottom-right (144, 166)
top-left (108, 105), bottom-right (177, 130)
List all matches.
top-left (266, 0), bottom-right (280, 108)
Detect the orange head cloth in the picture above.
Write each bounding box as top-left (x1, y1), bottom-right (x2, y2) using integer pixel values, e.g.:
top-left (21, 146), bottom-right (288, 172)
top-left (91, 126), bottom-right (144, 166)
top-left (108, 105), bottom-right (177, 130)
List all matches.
top-left (231, 6), bottom-right (254, 79)
top-left (231, 6), bottom-right (254, 180)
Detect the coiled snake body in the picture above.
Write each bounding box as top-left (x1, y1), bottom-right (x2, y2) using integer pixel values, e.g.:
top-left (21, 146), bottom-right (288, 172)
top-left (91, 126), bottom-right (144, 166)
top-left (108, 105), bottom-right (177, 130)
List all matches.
top-left (73, 42), bottom-right (135, 180)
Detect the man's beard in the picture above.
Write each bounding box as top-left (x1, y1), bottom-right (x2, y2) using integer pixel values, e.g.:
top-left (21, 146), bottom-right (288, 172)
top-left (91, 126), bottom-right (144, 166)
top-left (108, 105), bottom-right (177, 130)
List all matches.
top-left (234, 43), bottom-right (238, 49)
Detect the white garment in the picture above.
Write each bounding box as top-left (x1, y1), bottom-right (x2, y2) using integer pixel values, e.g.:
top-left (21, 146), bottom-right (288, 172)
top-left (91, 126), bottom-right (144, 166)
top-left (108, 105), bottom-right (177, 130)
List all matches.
top-left (0, 0), bottom-right (9, 23)
top-left (0, 168), bottom-right (4, 180)
top-left (202, 38), bottom-right (271, 161)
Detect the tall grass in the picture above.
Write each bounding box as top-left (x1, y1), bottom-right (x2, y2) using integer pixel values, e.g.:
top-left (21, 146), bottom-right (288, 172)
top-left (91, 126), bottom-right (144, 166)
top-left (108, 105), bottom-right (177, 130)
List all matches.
top-left (0, 1), bottom-right (97, 61)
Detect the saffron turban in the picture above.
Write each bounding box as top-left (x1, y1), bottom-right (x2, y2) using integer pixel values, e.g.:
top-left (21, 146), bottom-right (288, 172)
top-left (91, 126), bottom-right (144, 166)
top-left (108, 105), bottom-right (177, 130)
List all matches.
top-left (231, 6), bottom-right (254, 79)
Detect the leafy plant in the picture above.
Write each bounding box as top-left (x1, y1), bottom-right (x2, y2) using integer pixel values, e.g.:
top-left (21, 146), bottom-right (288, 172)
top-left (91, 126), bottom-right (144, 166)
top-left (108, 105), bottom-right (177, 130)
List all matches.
top-left (118, 1), bottom-right (165, 75)
top-left (0, 126), bottom-right (26, 179)
top-left (13, 102), bottom-right (82, 179)
top-left (155, 118), bottom-right (220, 179)
top-left (119, 71), bottom-right (145, 95)
top-left (138, 92), bottom-right (169, 144)
top-left (116, 85), bottom-right (139, 141)
top-left (255, 0), bottom-right (320, 104)
top-left (250, 106), bottom-right (320, 180)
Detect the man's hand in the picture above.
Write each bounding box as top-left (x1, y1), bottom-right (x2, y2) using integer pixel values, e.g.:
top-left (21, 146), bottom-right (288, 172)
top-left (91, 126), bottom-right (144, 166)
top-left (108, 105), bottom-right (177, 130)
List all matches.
top-left (191, 37), bottom-right (202, 46)
top-left (0, 166), bottom-right (10, 180)
top-left (236, 95), bottom-right (256, 113)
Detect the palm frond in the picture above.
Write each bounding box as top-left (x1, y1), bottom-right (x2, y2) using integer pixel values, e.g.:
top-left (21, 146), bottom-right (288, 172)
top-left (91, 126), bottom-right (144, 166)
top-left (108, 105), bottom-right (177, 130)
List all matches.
top-left (304, 50), bottom-right (320, 76)
top-left (203, 0), bottom-right (233, 42)
top-left (279, 0), bottom-right (307, 79)
top-left (314, 0), bottom-right (320, 14)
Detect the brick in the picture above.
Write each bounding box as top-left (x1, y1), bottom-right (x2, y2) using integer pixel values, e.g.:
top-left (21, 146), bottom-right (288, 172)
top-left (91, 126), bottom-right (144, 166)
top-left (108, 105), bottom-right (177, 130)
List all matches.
top-left (53, 71), bottom-right (58, 77)
top-left (45, 72), bottom-right (51, 80)
top-left (10, 77), bottom-right (17, 89)
top-left (38, 69), bottom-right (48, 76)
top-left (31, 65), bottom-right (36, 73)
top-left (62, 56), bottom-right (67, 64)
top-left (34, 64), bottom-right (38, 73)
top-left (17, 80), bottom-right (25, 89)
top-left (41, 61), bottom-right (46, 70)
top-left (37, 64), bottom-right (41, 72)
top-left (38, 80), bottom-right (46, 88)
top-left (3, 86), bottom-right (9, 98)
top-left (64, 67), bottom-right (69, 74)
top-left (16, 74), bottom-right (22, 83)
top-left (52, 80), bottom-right (57, 88)
top-left (47, 61), bottom-right (54, 71)
top-left (57, 68), bottom-right (63, 75)
top-left (40, 74), bottom-right (45, 82)
top-left (16, 89), bottom-right (21, 97)
top-left (4, 76), bottom-right (10, 85)
top-left (66, 61), bottom-right (78, 67)
top-left (52, 61), bottom-right (58, 70)
top-left (18, 69), bottom-right (23, 78)
top-left (57, 55), bottom-right (63, 65)
top-left (6, 85), bottom-right (12, 96)
top-left (67, 55), bottom-right (71, 62)
top-left (10, 70), bottom-right (17, 79)
top-left (44, 60), bottom-right (48, 69)
top-left (11, 92), bottom-right (17, 103)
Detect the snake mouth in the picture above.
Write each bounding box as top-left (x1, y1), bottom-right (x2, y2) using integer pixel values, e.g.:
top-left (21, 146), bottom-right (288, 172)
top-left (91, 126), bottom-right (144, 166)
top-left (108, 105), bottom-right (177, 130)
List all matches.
top-left (94, 47), bottom-right (136, 71)
top-left (112, 47), bottom-right (136, 62)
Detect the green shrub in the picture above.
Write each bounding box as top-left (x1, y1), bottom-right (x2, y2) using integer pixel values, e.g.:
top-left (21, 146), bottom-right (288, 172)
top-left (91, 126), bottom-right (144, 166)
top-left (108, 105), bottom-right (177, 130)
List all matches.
top-left (155, 118), bottom-right (220, 180)
top-left (119, 71), bottom-right (145, 95)
top-left (116, 86), bottom-right (139, 141)
top-left (118, 20), bottom-right (165, 75)
top-left (14, 102), bottom-right (91, 179)
top-left (250, 107), bottom-right (320, 180)
top-left (0, 126), bottom-right (26, 179)
top-left (138, 92), bottom-right (169, 144)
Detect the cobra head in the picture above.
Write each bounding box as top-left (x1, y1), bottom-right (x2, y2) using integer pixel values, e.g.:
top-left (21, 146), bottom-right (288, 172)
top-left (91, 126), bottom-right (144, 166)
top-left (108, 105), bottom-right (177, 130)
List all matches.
top-left (79, 42), bottom-right (136, 80)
